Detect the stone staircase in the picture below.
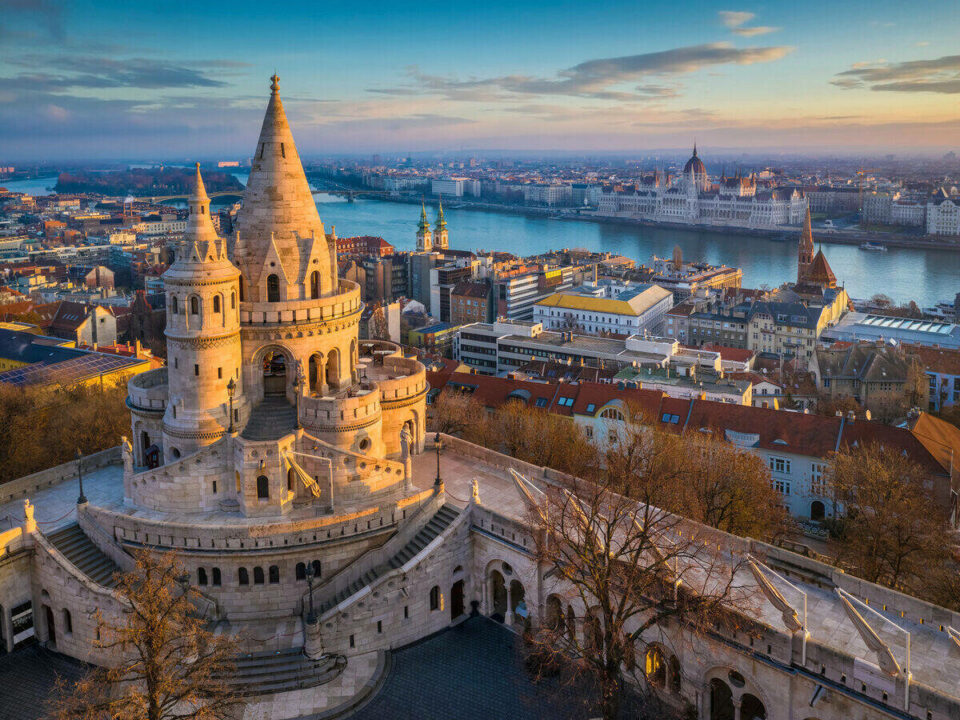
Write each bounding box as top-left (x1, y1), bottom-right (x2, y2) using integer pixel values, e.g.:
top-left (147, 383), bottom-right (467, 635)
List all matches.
top-left (241, 398), bottom-right (297, 441)
top-left (318, 504), bottom-right (460, 616)
top-left (216, 648), bottom-right (346, 696)
top-left (47, 523), bottom-right (121, 589)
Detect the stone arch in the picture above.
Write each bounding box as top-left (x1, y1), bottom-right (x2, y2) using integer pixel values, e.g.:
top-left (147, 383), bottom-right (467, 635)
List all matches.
top-left (308, 353), bottom-right (322, 394)
top-left (253, 344), bottom-right (295, 401)
top-left (213, 293), bottom-right (222, 315)
top-left (325, 347), bottom-right (341, 389)
top-left (740, 694), bottom-right (766, 720)
top-left (256, 475), bottom-right (269, 499)
top-left (704, 666), bottom-right (770, 720)
top-left (189, 294), bottom-right (201, 316)
top-left (810, 500), bottom-right (825, 521)
top-left (489, 569), bottom-right (506, 618)
top-left (544, 594), bottom-right (564, 632)
top-left (709, 678), bottom-right (734, 720)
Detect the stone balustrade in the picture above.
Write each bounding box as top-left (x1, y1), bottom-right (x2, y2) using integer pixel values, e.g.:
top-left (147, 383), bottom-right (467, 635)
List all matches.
top-left (126, 367), bottom-right (168, 412)
top-left (239, 280), bottom-right (361, 326)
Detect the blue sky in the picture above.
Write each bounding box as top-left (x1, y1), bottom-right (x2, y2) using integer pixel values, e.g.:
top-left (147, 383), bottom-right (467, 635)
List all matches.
top-left (1, 0), bottom-right (958, 159)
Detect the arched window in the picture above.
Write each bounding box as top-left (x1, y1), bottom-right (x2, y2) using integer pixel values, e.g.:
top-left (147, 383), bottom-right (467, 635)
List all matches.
top-left (62, 609), bottom-right (73, 634)
top-left (266, 274), bottom-right (280, 302)
top-left (600, 407), bottom-right (624, 421)
top-left (171, 296), bottom-right (178, 314)
top-left (310, 271), bottom-right (320, 299)
top-left (190, 296), bottom-right (200, 315)
top-left (257, 475), bottom-right (269, 499)
top-left (268, 565), bottom-right (280, 584)
top-left (231, 292), bottom-right (236, 310)
top-left (253, 567), bottom-right (265, 585)
top-left (212, 567), bottom-right (221, 586)
top-left (287, 468), bottom-right (295, 492)
top-left (645, 646), bottom-right (666, 688)
top-left (429, 585), bottom-right (441, 611)
top-left (197, 568), bottom-right (208, 586)
top-left (296, 562), bottom-right (306, 580)
top-left (311, 560), bottom-right (321, 578)
top-left (213, 295), bottom-right (221, 313)
top-left (238, 567), bottom-right (249, 585)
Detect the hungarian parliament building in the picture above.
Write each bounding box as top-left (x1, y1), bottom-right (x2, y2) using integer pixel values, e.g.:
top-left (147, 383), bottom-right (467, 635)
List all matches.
top-left (596, 146), bottom-right (808, 229)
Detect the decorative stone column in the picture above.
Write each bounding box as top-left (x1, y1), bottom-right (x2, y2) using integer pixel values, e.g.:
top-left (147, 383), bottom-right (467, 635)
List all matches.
top-left (480, 578), bottom-right (489, 615)
top-left (303, 615), bottom-right (324, 660)
top-left (732, 697), bottom-right (742, 720)
top-left (504, 583), bottom-right (514, 626)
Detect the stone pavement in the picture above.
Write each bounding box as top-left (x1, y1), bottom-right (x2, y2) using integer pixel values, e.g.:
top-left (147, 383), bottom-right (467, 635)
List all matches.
top-left (349, 616), bottom-right (600, 720)
top-left (0, 645), bottom-right (88, 720)
top-left (0, 464), bottom-right (123, 533)
top-left (241, 650), bottom-right (379, 720)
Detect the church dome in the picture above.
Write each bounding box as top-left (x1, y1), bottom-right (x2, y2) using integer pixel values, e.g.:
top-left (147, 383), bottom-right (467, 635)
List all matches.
top-left (683, 144), bottom-right (706, 176)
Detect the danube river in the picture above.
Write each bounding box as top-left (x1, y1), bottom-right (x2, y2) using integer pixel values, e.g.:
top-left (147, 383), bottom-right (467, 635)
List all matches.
top-left (6, 175), bottom-right (959, 307)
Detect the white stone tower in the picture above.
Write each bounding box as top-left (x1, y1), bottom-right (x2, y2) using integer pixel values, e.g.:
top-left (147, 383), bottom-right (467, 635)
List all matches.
top-left (161, 164), bottom-right (244, 461)
top-left (416, 202), bottom-right (432, 252)
top-left (433, 197), bottom-right (449, 250)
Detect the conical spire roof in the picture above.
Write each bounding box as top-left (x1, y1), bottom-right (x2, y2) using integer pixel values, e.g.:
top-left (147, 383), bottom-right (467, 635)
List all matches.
top-left (418, 202), bottom-right (430, 232)
top-left (808, 248), bottom-right (837, 288)
top-left (233, 74), bottom-right (332, 296)
top-left (435, 196), bottom-right (447, 230)
top-left (185, 163), bottom-right (218, 245)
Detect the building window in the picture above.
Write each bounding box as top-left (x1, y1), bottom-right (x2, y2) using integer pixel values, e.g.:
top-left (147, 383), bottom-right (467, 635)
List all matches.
top-left (268, 565), bottom-right (280, 584)
top-left (772, 479), bottom-right (791, 495)
top-left (296, 562), bottom-right (306, 580)
top-left (190, 296), bottom-right (199, 315)
top-left (310, 271), bottom-right (320, 299)
top-left (198, 568), bottom-right (208, 585)
top-left (239, 568), bottom-right (249, 585)
top-left (213, 295), bottom-right (221, 313)
top-left (311, 560), bottom-right (322, 578)
top-left (194, 364), bottom-right (199, 376)
top-left (266, 274), bottom-right (280, 302)
top-left (253, 567), bottom-right (264, 585)
top-left (212, 567), bottom-right (221, 586)
top-left (171, 296), bottom-right (178, 314)
top-left (768, 457), bottom-right (791, 474)
top-left (256, 475), bottom-right (269, 499)
top-left (62, 609), bottom-right (73, 635)
top-left (429, 585), bottom-right (441, 611)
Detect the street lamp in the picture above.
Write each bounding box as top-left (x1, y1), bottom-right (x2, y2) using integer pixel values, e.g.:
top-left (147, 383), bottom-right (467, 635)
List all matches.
top-left (305, 562), bottom-right (316, 623)
top-left (434, 432), bottom-right (443, 488)
top-left (76, 449), bottom-right (87, 504)
top-left (226, 377), bottom-right (236, 432)
top-left (294, 361), bottom-right (304, 430)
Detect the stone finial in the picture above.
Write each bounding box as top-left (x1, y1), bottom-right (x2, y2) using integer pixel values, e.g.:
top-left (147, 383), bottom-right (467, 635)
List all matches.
top-left (23, 498), bottom-right (36, 533)
top-left (270, 73), bottom-right (280, 94)
top-left (471, 477), bottom-right (480, 504)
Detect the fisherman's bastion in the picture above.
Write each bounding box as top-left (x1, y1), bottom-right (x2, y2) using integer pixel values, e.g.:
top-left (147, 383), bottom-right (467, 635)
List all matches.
top-left (1, 76), bottom-right (959, 720)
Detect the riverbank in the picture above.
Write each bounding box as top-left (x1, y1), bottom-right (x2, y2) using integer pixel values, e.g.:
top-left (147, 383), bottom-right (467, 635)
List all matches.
top-left (312, 186), bottom-right (960, 253)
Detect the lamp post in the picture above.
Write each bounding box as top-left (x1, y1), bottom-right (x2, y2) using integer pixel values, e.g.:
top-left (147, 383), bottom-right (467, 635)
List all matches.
top-left (294, 361), bottom-right (304, 430)
top-left (305, 562), bottom-right (316, 623)
top-left (226, 377), bottom-right (236, 433)
top-left (434, 432), bottom-right (443, 488)
top-left (76, 449), bottom-right (87, 504)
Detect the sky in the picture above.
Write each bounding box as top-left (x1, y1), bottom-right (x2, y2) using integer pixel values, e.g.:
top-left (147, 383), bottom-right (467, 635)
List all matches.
top-left (1, 0), bottom-right (959, 160)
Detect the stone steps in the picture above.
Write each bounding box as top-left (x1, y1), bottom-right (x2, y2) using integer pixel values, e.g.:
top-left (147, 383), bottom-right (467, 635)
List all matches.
top-left (47, 523), bottom-right (121, 589)
top-left (317, 504), bottom-right (460, 615)
top-left (215, 647), bottom-right (346, 695)
top-left (241, 399), bottom-right (297, 441)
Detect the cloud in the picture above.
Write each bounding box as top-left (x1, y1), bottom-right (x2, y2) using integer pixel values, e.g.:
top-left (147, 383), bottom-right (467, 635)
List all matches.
top-left (3, 55), bottom-right (243, 90)
top-left (833, 54), bottom-right (960, 93)
top-left (719, 11), bottom-right (754, 28)
top-left (732, 26), bottom-right (780, 37)
top-left (370, 43), bottom-right (793, 103)
top-left (0, 0), bottom-right (64, 42)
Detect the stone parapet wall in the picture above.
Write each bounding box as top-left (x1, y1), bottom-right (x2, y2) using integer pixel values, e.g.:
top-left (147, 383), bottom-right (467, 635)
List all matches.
top-left (239, 280), bottom-right (361, 326)
top-left (127, 438), bottom-right (231, 513)
top-left (126, 367), bottom-right (168, 412)
top-left (0, 446), bottom-right (121, 506)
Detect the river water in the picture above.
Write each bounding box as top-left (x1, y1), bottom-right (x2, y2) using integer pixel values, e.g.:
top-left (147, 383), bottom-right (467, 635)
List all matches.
top-left (5, 175), bottom-right (958, 307)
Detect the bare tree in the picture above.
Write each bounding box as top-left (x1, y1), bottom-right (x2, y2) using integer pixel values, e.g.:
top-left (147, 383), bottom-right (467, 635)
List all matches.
top-left (49, 550), bottom-right (243, 720)
top-left (528, 470), bottom-right (748, 720)
top-left (498, 399), bottom-right (600, 480)
top-left (428, 388), bottom-right (489, 438)
top-left (828, 443), bottom-right (958, 609)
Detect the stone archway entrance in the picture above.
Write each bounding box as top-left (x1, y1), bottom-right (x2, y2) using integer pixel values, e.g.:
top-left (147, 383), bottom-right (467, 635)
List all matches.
top-left (43, 606), bottom-right (55, 647)
top-left (490, 570), bottom-right (507, 620)
top-left (263, 351), bottom-right (287, 397)
top-left (709, 678), bottom-right (734, 720)
top-left (810, 500), bottom-right (825, 521)
top-left (451, 579), bottom-right (465, 621)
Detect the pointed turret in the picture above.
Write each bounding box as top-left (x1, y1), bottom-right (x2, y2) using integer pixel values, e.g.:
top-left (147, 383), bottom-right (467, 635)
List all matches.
top-left (416, 201), bottom-right (433, 252)
top-left (233, 74), bottom-right (335, 301)
top-left (433, 196), bottom-right (448, 250)
top-left (797, 206), bottom-right (815, 284)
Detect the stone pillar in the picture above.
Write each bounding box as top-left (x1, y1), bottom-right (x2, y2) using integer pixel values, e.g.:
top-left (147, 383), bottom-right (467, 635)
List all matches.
top-left (732, 697), bottom-right (742, 720)
top-left (303, 615), bottom-right (324, 660)
top-left (2, 608), bottom-right (13, 653)
top-left (480, 578), bottom-right (489, 615)
top-left (504, 583), bottom-right (514, 626)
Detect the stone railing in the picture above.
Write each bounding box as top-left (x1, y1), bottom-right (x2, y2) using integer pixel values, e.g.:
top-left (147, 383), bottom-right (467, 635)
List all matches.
top-left (299, 430), bottom-right (406, 493)
top-left (306, 487), bottom-right (439, 614)
top-left (239, 280), bottom-right (361, 326)
top-left (0, 446), bottom-right (121, 505)
top-left (301, 384), bottom-right (381, 426)
top-left (127, 367), bottom-right (168, 412)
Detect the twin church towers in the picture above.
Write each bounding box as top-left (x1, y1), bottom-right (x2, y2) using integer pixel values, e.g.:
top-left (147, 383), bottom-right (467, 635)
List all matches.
top-left (416, 200), bottom-right (449, 252)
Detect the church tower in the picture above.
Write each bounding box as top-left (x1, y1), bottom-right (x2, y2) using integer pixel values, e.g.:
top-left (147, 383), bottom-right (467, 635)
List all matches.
top-left (433, 197), bottom-right (448, 250)
top-left (797, 206), bottom-right (815, 284)
top-left (416, 202), bottom-right (433, 252)
top-left (162, 165), bottom-right (243, 461)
